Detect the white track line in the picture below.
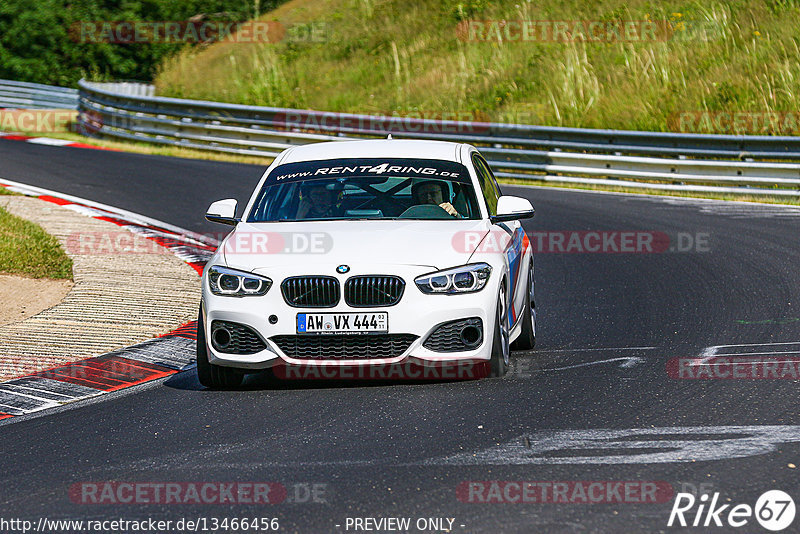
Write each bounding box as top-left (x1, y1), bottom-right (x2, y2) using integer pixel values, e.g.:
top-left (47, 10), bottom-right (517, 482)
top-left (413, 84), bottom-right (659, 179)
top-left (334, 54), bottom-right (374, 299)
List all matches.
top-left (539, 356), bottom-right (645, 372)
top-left (691, 341), bottom-right (800, 366)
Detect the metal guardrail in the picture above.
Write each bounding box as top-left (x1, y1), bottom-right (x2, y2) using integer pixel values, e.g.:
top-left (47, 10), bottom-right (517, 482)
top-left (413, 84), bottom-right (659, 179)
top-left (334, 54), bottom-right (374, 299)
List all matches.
top-left (91, 82), bottom-right (155, 97)
top-left (7, 77), bottom-right (798, 197)
top-left (0, 79), bottom-right (78, 110)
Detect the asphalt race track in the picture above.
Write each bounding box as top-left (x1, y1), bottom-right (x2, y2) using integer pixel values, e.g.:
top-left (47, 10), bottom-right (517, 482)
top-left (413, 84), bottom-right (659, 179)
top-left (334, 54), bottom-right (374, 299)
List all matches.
top-left (2, 138), bottom-right (800, 533)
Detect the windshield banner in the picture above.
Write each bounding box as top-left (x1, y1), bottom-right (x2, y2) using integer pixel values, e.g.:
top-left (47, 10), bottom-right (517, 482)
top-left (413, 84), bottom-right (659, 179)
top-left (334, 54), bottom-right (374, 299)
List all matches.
top-left (266, 158), bottom-right (471, 185)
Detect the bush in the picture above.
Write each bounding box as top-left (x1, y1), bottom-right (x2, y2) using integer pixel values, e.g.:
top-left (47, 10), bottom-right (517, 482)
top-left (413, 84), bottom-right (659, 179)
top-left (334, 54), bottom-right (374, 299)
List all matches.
top-left (0, 0), bottom-right (283, 86)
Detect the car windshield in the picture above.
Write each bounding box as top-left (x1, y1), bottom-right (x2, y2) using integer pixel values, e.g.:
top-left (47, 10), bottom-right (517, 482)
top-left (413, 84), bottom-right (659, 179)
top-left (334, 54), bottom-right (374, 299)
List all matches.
top-left (247, 158), bottom-right (481, 222)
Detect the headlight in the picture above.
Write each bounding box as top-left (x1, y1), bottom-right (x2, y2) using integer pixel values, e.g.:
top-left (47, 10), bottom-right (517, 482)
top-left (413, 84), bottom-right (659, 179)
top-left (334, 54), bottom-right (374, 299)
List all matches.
top-left (207, 265), bottom-right (272, 297)
top-left (415, 263), bottom-right (492, 294)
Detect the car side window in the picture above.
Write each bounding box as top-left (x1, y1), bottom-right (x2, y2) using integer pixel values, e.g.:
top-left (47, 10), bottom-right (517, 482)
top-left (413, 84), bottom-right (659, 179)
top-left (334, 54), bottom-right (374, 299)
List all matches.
top-left (472, 153), bottom-right (499, 216)
top-left (484, 158), bottom-right (503, 198)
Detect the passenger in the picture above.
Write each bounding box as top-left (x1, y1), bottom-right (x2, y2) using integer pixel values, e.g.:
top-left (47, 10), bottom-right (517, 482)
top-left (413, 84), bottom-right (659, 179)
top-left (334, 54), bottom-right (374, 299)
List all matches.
top-left (412, 179), bottom-right (461, 217)
top-left (296, 182), bottom-right (340, 219)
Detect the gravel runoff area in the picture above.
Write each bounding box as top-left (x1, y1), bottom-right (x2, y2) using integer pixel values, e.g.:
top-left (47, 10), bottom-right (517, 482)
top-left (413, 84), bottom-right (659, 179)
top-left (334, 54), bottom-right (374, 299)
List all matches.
top-left (0, 195), bottom-right (200, 380)
top-left (0, 275), bottom-right (73, 326)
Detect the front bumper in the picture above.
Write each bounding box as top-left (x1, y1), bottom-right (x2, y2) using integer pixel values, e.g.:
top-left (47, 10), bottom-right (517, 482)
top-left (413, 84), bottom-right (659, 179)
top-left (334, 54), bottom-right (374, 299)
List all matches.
top-left (201, 263), bottom-right (499, 370)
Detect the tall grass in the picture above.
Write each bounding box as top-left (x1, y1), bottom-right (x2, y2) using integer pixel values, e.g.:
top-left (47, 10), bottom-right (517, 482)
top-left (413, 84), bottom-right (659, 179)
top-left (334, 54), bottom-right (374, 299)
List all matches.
top-left (0, 206), bottom-right (73, 279)
top-left (155, 0), bottom-right (800, 133)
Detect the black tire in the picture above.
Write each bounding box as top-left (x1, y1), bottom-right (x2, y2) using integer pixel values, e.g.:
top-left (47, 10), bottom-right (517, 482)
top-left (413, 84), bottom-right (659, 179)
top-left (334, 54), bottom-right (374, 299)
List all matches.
top-left (511, 264), bottom-right (536, 351)
top-left (196, 307), bottom-right (245, 389)
top-left (490, 286), bottom-right (510, 378)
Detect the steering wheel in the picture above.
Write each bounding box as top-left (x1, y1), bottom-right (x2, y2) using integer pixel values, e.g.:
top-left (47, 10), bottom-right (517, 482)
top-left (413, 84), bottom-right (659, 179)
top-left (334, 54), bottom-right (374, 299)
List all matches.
top-left (398, 204), bottom-right (454, 219)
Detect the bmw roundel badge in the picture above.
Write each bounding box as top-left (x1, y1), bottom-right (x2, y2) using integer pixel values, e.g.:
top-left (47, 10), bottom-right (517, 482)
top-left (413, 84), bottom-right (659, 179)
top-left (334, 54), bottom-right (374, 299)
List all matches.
top-left (336, 265), bottom-right (350, 274)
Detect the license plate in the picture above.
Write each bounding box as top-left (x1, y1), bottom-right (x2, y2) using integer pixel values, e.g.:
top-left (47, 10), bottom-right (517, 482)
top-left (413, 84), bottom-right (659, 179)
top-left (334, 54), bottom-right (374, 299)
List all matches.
top-left (297, 312), bottom-right (388, 334)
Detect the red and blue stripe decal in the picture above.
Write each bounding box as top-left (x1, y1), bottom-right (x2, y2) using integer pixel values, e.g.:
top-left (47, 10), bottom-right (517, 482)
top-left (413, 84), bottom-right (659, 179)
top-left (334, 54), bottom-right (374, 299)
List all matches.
top-left (506, 226), bottom-right (526, 328)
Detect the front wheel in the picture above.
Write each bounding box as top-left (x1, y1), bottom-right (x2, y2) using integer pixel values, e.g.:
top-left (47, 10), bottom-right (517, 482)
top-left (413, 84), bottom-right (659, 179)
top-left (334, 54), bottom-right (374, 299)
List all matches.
top-left (196, 307), bottom-right (245, 389)
top-left (511, 264), bottom-right (536, 351)
top-left (490, 287), bottom-right (510, 377)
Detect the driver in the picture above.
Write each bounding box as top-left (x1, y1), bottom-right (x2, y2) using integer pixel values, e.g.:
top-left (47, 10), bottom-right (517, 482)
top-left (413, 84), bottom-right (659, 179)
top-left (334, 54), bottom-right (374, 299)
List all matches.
top-left (296, 181), bottom-right (341, 219)
top-left (412, 179), bottom-right (461, 217)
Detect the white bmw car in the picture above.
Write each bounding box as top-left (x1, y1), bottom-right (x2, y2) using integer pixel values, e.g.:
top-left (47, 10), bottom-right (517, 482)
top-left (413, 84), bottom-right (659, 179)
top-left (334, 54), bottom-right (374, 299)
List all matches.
top-left (198, 139), bottom-right (536, 388)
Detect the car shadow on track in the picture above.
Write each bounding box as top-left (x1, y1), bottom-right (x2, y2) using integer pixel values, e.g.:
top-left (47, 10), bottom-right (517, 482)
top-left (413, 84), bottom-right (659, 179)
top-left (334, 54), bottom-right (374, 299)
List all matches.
top-left (162, 363), bottom-right (495, 392)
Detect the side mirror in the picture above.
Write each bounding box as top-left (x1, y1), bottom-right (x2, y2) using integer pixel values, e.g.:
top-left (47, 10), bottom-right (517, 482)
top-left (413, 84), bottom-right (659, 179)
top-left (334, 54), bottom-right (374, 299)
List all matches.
top-left (205, 199), bottom-right (240, 226)
top-left (490, 196), bottom-right (535, 223)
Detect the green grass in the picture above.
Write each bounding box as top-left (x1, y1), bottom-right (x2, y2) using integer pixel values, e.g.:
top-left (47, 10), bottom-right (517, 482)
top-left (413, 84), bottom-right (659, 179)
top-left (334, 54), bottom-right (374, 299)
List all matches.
top-left (0, 206), bottom-right (73, 279)
top-left (154, 0), bottom-right (800, 134)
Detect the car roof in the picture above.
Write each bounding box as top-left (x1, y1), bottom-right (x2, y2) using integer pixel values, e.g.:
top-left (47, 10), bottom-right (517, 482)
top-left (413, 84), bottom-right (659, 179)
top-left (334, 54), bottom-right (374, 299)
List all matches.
top-left (277, 139), bottom-right (468, 165)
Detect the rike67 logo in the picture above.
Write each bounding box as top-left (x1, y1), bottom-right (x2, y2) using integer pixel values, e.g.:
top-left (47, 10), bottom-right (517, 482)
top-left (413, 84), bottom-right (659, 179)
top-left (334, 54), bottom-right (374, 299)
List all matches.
top-left (668, 490), bottom-right (795, 531)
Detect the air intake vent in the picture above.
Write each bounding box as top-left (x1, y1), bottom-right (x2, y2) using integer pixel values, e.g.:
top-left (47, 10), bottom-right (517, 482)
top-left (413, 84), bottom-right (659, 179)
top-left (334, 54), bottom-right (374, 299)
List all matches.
top-left (210, 320), bottom-right (267, 354)
top-left (344, 276), bottom-right (405, 307)
top-left (281, 276), bottom-right (340, 307)
top-left (271, 334), bottom-right (418, 360)
top-left (423, 317), bottom-right (483, 352)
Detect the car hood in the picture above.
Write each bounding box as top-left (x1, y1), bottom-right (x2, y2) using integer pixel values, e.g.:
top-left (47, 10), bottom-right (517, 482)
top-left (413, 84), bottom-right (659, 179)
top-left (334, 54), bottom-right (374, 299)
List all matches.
top-left (220, 219), bottom-right (491, 271)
